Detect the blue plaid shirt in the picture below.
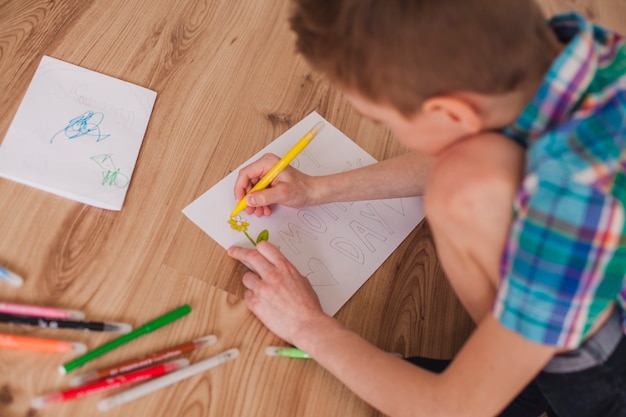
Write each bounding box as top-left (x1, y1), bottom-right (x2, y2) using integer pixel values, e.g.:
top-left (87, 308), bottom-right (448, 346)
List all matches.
top-left (493, 12), bottom-right (626, 349)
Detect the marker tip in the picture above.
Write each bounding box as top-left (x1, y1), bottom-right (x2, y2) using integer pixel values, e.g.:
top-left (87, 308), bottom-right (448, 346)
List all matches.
top-left (71, 342), bottom-right (88, 354)
top-left (264, 346), bottom-right (280, 356)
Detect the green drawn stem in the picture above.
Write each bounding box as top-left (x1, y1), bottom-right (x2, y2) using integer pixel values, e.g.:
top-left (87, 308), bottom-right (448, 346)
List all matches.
top-left (243, 230), bottom-right (257, 246)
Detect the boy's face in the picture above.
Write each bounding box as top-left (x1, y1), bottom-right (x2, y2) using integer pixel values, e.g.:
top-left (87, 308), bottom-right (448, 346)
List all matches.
top-left (342, 90), bottom-right (470, 156)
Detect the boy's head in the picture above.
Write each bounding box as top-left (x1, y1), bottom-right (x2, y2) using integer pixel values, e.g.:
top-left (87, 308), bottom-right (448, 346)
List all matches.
top-left (291, 0), bottom-right (560, 154)
top-left (290, 0), bottom-right (560, 154)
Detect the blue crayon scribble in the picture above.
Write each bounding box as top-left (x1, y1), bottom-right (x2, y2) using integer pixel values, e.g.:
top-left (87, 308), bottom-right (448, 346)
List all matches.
top-left (90, 154), bottom-right (129, 188)
top-left (50, 111), bottom-right (111, 144)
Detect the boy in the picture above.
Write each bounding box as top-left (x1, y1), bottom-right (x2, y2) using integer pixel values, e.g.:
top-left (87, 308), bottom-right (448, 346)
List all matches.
top-left (228, 0), bottom-right (626, 416)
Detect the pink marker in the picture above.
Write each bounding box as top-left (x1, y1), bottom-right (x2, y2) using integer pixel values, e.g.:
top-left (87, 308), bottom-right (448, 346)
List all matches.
top-left (31, 359), bottom-right (189, 408)
top-left (0, 302), bottom-right (84, 320)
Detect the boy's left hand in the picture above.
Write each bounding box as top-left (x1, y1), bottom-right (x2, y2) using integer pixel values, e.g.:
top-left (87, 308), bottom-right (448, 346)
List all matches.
top-left (228, 241), bottom-right (327, 345)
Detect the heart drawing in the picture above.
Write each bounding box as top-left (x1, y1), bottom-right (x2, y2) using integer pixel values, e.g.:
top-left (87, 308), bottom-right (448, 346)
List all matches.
top-left (304, 258), bottom-right (339, 287)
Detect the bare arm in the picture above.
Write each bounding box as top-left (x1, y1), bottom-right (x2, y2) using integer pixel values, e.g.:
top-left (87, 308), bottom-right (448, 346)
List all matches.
top-left (311, 151), bottom-right (435, 204)
top-left (297, 313), bottom-right (555, 417)
top-left (234, 151), bottom-right (433, 216)
top-left (228, 242), bottom-right (557, 417)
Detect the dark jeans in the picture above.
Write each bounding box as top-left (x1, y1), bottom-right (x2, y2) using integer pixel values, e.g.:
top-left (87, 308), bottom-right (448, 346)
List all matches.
top-left (536, 335), bottom-right (626, 417)
top-left (406, 335), bottom-right (626, 417)
top-left (405, 356), bottom-right (553, 417)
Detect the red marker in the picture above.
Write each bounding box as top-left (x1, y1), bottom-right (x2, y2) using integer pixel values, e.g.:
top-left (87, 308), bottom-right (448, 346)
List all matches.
top-left (31, 359), bottom-right (188, 408)
top-left (69, 334), bottom-right (216, 387)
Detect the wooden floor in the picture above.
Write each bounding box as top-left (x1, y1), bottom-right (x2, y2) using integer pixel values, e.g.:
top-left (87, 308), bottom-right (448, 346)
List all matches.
top-left (0, 1), bottom-right (622, 416)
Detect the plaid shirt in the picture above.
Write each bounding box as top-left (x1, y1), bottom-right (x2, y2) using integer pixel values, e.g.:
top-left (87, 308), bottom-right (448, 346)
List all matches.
top-left (493, 12), bottom-right (626, 349)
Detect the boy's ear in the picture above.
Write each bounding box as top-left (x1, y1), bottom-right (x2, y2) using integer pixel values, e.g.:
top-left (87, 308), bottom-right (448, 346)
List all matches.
top-left (421, 96), bottom-right (483, 134)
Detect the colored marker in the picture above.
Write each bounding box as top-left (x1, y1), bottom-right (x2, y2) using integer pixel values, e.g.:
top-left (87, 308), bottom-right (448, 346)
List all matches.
top-left (60, 304), bottom-right (192, 375)
top-left (265, 346), bottom-right (399, 359)
top-left (0, 301), bottom-right (84, 320)
top-left (230, 121), bottom-right (325, 217)
top-left (265, 346), bottom-right (312, 359)
top-left (0, 313), bottom-right (131, 333)
top-left (97, 348), bottom-right (239, 411)
top-left (0, 333), bottom-right (87, 354)
top-left (32, 359), bottom-right (188, 408)
top-left (69, 334), bottom-right (217, 387)
top-left (0, 266), bottom-right (23, 286)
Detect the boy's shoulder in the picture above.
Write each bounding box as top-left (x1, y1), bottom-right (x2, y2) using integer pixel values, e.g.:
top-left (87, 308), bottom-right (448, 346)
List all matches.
top-left (497, 12), bottom-right (626, 348)
top-left (506, 12), bottom-right (626, 148)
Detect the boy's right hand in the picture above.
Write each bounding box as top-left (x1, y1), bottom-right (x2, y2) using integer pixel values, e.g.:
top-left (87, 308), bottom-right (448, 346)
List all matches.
top-left (233, 153), bottom-right (316, 217)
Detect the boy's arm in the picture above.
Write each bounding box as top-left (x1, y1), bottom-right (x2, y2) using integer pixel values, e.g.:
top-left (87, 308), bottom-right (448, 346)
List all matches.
top-left (235, 151), bottom-right (433, 216)
top-left (311, 151), bottom-right (434, 203)
top-left (229, 242), bottom-right (557, 417)
top-left (299, 313), bottom-right (556, 417)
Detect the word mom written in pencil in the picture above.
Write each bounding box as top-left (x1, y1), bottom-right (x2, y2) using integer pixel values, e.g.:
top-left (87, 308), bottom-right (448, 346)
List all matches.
top-left (278, 199), bottom-right (407, 265)
top-left (53, 83), bottom-right (136, 129)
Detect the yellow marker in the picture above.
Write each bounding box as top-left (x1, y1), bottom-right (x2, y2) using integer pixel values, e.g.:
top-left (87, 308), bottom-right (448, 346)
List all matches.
top-left (230, 121), bottom-right (325, 217)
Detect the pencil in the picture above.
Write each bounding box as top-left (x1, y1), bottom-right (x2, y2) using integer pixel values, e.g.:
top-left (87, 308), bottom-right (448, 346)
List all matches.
top-left (97, 348), bottom-right (239, 411)
top-left (69, 334), bottom-right (217, 387)
top-left (60, 304), bottom-right (192, 374)
top-left (230, 121), bottom-right (325, 217)
top-left (0, 333), bottom-right (87, 353)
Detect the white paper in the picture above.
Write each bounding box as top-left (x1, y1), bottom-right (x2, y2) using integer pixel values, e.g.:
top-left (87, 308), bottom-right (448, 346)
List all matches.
top-left (0, 55), bottom-right (157, 210)
top-left (183, 112), bottom-right (424, 316)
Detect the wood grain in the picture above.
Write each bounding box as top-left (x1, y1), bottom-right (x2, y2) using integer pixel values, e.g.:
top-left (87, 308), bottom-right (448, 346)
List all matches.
top-left (0, 1), bottom-right (622, 416)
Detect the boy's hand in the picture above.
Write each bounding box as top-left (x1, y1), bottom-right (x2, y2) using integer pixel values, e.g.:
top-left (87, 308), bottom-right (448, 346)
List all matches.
top-left (228, 240), bottom-right (326, 345)
top-left (233, 153), bottom-right (315, 217)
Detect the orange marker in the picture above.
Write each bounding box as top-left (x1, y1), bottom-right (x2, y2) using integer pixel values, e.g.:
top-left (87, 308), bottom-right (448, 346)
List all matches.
top-left (0, 333), bottom-right (87, 353)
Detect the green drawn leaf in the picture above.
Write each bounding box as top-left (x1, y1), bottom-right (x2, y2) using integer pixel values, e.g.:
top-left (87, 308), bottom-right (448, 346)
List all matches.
top-left (256, 229), bottom-right (269, 243)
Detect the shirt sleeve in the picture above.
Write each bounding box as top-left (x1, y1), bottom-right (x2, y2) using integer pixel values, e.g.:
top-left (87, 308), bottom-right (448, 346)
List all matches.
top-left (493, 168), bottom-right (626, 349)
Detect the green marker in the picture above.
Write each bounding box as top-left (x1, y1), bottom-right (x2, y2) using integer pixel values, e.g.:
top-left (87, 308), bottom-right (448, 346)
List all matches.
top-left (60, 304), bottom-right (192, 375)
top-left (265, 346), bottom-right (312, 359)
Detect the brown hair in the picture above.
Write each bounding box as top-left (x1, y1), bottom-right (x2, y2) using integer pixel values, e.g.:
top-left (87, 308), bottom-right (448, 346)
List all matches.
top-left (290, 0), bottom-right (557, 115)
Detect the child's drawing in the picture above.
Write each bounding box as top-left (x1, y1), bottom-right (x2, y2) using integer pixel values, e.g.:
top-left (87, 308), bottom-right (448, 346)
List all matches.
top-left (90, 154), bottom-right (130, 188)
top-left (304, 258), bottom-right (339, 286)
top-left (0, 56), bottom-right (156, 210)
top-left (50, 110), bottom-right (111, 143)
top-left (228, 216), bottom-right (269, 247)
top-left (183, 112), bottom-right (424, 315)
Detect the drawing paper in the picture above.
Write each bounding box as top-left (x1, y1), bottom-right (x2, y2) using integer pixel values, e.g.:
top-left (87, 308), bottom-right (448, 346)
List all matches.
top-left (183, 112), bottom-right (425, 316)
top-left (0, 55), bottom-right (157, 210)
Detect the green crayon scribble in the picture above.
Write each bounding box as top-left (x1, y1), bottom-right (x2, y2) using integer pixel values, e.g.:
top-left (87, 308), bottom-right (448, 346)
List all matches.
top-left (90, 154), bottom-right (129, 188)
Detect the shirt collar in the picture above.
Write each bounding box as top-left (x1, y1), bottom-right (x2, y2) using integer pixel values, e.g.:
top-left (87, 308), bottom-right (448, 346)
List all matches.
top-left (505, 12), bottom-right (598, 146)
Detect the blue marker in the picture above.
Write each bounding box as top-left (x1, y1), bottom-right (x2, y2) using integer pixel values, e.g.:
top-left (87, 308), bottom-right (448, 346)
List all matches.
top-left (0, 266), bottom-right (23, 287)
